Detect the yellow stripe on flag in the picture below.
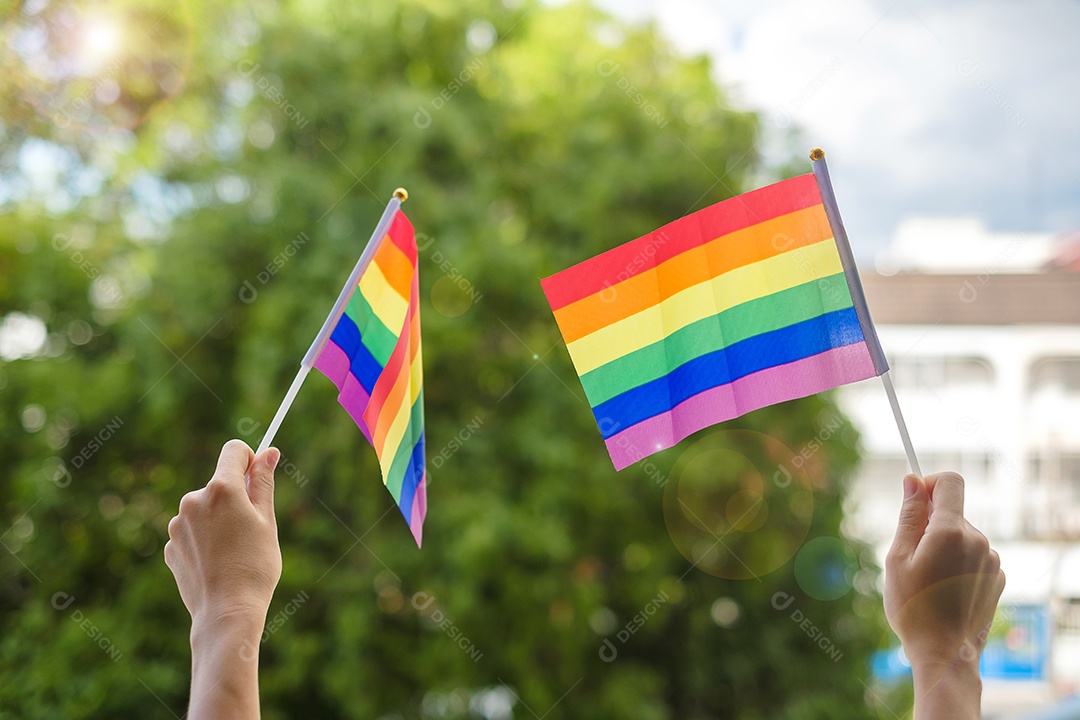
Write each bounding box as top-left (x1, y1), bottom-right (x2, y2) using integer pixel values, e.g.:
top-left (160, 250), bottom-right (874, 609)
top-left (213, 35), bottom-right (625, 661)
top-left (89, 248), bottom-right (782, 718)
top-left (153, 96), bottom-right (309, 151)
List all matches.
top-left (379, 349), bottom-right (423, 464)
top-left (359, 260), bottom-right (410, 336)
top-left (565, 239), bottom-right (844, 374)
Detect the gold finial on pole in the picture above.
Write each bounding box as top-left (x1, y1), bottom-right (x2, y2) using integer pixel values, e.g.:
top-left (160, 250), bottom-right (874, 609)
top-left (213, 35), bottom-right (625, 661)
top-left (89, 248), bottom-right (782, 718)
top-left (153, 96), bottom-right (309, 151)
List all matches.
top-left (809, 147), bottom-right (825, 161)
top-left (394, 187), bottom-right (409, 202)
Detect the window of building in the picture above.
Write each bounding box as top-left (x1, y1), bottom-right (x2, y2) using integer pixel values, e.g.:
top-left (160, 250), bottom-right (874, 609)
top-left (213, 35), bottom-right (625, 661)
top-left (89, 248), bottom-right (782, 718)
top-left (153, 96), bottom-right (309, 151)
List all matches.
top-left (1025, 454), bottom-right (1080, 538)
top-left (889, 356), bottom-right (994, 390)
top-left (1058, 598), bottom-right (1080, 636)
top-left (859, 456), bottom-right (910, 483)
top-left (1029, 454), bottom-right (1080, 500)
top-left (860, 453), bottom-right (990, 481)
top-left (1030, 357), bottom-right (1080, 393)
top-left (944, 358), bottom-right (995, 386)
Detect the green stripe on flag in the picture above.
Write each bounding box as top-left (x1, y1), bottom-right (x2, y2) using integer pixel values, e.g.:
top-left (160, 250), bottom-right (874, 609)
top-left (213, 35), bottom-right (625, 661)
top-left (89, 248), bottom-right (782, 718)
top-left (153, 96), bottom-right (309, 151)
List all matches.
top-left (384, 392), bottom-right (424, 501)
top-left (579, 273), bottom-right (855, 406)
top-left (344, 291), bottom-right (398, 366)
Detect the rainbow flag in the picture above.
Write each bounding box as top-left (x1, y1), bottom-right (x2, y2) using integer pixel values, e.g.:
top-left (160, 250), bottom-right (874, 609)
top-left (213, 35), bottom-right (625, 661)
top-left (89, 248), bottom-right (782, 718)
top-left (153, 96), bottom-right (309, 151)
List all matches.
top-left (541, 173), bottom-right (887, 471)
top-left (313, 210), bottom-right (427, 545)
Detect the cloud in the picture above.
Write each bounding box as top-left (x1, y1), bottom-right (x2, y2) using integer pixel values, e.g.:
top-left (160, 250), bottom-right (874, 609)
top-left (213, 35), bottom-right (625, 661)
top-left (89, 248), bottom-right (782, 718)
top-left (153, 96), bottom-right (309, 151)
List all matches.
top-left (596, 0), bottom-right (1080, 254)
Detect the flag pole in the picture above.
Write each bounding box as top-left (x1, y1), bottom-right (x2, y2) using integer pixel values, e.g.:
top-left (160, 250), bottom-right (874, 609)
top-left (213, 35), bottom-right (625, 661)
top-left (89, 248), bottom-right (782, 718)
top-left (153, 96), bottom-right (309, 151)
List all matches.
top-left (253, 188), bottom-right (408, 455)
top-left (880, 370), bottom-right (922, 477)
top-left (808, 149), bottom-right (922, 478)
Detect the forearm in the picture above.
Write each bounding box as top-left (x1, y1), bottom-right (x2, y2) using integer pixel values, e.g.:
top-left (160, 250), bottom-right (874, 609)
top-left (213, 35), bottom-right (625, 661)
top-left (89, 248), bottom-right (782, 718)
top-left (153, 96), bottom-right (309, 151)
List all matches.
top-left (911, 658), bottom-right (982, 720)
top-left (188, 613), bottom-right (265, 720)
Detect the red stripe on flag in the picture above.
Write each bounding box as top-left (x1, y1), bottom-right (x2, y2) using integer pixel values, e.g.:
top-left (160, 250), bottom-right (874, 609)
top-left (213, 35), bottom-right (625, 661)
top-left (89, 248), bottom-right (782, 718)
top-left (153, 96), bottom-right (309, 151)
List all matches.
top-left (363, 274), bottom-right (421, 450)
top-left (386, 211), bottom-right (417, 265)
top-left (541, 174), bottom-right (823, 311)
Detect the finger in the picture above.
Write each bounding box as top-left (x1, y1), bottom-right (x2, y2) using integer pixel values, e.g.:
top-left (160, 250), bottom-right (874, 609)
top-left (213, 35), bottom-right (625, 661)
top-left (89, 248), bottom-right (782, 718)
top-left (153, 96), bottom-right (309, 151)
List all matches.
top-left (211, 439), bottom-right (255, 490)
top-left (888, 474), bottom-right (931, 561)
top-left (247, 447), bottom-right (280, 521)
top-left (168, 511), bottom-right (196, 550)
top-left (926, 472), bottom-right (965, 520)
top-left (178, 489), bottom-right (205, 516)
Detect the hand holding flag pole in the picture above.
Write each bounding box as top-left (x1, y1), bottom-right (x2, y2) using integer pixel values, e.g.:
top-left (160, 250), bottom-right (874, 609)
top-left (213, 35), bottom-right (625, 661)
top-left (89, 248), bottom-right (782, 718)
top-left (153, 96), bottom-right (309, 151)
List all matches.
top-left (254, 188), bottom-right (408, 456)
top-left (542, 147), bottom-right (922, 477)
top-left (248, 185), bottom-right (427, 544)
top-left (809, 148), bottom-right (922, 478)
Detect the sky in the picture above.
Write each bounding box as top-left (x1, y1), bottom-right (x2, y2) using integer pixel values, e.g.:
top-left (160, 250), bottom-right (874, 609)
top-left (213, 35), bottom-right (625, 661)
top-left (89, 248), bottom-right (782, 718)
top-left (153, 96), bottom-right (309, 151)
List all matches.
top-left (591, 0), bottom-right (1080, 259)
top-left (7, 0), bottom-right (1079, 264)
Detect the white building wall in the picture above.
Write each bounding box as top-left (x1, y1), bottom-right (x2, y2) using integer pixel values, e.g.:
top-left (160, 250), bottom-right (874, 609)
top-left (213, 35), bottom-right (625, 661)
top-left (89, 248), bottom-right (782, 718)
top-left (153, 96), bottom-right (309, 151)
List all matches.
top-left (838, 324), bottom-right (1080, 545)
top-left (844, 219), bottom-right (1080, 709)
top-left (841, 322), bottom-right (1080, 705)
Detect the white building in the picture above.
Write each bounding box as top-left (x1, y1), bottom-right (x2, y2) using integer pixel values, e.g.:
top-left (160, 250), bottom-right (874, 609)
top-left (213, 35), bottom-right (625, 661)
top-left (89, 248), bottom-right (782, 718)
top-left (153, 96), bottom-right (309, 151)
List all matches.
top-left (837, 218), bottom-right (1080, 716)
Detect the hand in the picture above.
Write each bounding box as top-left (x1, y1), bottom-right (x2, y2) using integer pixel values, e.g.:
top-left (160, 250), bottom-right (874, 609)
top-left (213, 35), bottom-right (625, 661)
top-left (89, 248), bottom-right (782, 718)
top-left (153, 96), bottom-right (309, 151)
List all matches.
top-left (884, 472), bottom-right (1005, 719)
top-left (165, 439), bottom-right (282, 629)
top-left (165, 439), bottom-right (281, 720)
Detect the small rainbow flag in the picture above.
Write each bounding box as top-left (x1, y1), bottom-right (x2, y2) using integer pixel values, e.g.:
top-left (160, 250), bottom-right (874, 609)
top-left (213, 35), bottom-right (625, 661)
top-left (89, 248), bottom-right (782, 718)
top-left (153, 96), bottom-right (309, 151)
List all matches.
top-left (313, 210), bottom-right (427, 545)
top-left (541, 172), bottom-right (887, 471)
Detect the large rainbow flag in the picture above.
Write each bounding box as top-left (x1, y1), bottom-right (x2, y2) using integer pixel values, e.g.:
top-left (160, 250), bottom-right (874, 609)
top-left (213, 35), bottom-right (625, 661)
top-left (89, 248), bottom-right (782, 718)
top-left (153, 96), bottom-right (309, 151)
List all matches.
top-left (313, 210), bottom-right (427, 545)
top-left (541, 172), bottom-right (887, 471)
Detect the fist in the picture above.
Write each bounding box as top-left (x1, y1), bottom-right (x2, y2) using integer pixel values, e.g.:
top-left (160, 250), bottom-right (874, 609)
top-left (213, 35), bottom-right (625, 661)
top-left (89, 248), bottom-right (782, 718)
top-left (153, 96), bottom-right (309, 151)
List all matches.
top-left (165, 440), bottom-right (282, 627)
top-left (884, 473), bottom-right (1005, 668)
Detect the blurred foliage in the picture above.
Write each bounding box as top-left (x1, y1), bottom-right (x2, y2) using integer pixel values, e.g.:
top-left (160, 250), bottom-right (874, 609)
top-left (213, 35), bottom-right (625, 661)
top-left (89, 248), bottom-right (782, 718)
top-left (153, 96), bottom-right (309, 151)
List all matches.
top-left (0, 0), bottom-right (909, 718)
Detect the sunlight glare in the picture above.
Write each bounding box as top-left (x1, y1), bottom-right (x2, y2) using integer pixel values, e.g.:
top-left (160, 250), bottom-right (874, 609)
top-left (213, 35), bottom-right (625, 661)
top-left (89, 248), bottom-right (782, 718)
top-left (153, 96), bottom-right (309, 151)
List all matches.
top-left (82, 16), bottom-right (122, 62)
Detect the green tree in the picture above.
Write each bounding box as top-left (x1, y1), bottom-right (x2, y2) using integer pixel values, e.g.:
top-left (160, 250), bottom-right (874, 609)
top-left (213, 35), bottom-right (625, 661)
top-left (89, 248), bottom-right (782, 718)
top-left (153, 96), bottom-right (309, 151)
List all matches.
top-left (0, 0), bottom-right (906, 718)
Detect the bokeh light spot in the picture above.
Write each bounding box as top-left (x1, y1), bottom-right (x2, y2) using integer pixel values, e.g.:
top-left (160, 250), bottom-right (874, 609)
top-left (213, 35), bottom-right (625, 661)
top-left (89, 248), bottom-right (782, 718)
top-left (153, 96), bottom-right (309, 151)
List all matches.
top-left (664, 430), bottom-right (814, 579)
top-left (710, 597), bottom-right (741, 627)
top-left (793, 536), bottom-right (858, 601)
top-left (430, 275), bottom-right (474, 317)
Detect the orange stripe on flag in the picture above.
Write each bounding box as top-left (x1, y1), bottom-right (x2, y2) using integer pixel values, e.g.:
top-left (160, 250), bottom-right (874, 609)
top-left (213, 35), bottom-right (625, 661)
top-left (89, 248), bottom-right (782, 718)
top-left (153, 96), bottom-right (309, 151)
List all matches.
top-left (370, 343), bottom-right (412, 453)
top-left (371, 233), bottom-right (415, 302)
top-left (365, 275), bottom-right (422, 453)
top-left (554, 204), bottom-right (832, 342)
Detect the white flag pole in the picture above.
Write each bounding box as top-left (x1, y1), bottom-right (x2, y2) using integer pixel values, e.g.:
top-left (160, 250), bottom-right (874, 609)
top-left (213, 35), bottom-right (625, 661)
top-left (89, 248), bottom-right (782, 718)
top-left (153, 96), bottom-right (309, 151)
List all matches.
top-left (809, 149), bottom-right (922, 478)
top-left (253, 188), bottom-right (408, 455)
top-left (880, 370), bottom-right (922, 478)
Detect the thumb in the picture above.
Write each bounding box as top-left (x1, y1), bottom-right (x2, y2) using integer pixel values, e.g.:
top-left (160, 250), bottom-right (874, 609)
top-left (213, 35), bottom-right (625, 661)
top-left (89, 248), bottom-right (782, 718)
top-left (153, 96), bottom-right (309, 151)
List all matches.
top-left (890, 474), bottom-right (930, 560)
top-left (247, 447), bottom-right (280, 520)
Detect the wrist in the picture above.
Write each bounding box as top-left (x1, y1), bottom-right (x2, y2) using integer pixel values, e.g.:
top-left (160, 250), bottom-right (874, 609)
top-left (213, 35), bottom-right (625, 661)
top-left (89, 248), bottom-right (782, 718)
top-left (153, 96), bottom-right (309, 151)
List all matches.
top-left (191, 606), bottom-right (266, 652)
top-left (187, 607), bottom-right (266, 720)
top-left (903, 634), bottom-right (983, 675)
top-left (910, 654), bottom-right (982, 720)
top-left (911, 652), bottom-right (981, 683)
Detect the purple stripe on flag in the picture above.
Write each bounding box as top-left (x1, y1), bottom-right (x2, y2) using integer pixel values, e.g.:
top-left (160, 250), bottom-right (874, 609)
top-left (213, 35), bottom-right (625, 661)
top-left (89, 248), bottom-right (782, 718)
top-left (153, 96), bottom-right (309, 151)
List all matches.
top-left (339, 373), bottom-right (373, 443)
top-left (314, 338), bottom-right (352, 384)
top-left (410, 474), bottom-right (427, 547)
top-left (603, 342), bottom-right (876, 471)
top-left (314, 340), bottom-right (373, 443)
